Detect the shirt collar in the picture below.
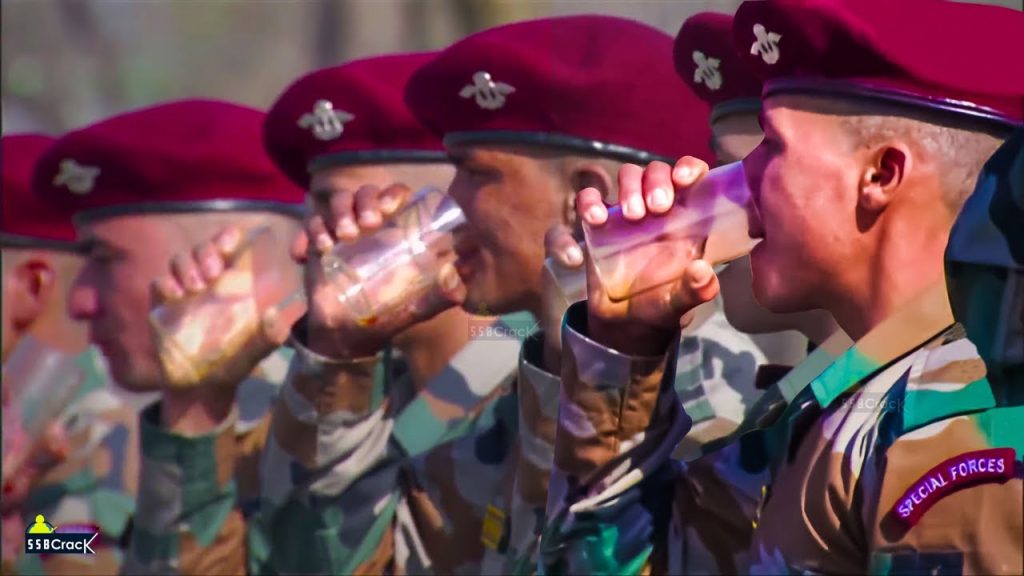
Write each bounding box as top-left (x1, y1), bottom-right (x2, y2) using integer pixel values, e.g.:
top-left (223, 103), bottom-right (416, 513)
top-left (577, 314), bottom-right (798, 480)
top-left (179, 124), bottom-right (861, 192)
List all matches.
top-left (810, 282), bottom-right (956, 409)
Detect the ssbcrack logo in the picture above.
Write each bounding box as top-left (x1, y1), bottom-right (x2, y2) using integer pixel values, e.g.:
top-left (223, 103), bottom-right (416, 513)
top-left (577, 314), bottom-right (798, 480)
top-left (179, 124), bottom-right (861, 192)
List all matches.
top-left (24, 514), bottom-right (99, 555)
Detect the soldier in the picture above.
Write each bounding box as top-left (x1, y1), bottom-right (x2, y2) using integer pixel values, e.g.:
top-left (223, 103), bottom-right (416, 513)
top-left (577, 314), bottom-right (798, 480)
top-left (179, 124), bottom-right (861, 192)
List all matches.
top-left (539, 0), bottom-right (1024, 574)
top-left (30, 100), bottom-right (307, 574)
top-left (396, 15), bottom-right (721, 574)
top-left (542, 12), bottom-right (848, 459)
top-left (1, 134), bottom-right (144, 576)
top-left (121, 54), bottom-right (510, 575)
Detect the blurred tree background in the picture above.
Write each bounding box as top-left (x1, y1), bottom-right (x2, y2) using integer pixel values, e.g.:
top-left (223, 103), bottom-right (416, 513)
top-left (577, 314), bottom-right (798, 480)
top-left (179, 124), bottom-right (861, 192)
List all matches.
top-left (2, 0), bottom-right (1020, 134)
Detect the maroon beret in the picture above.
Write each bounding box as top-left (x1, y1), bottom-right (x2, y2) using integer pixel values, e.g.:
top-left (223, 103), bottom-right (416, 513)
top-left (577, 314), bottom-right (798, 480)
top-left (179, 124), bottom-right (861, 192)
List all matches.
top-left (733, 0), bottom-right (1024, 128)
top-left (264, 52), bottom-right (447, 189)
top-left (405, 15), bottom-right (713, 165)
top-left (33, 99), bottom-right (306, 225)
top-left (675, 12), bottom-right (763, 124)
top-left (1, 134), bottom-right (79, 249)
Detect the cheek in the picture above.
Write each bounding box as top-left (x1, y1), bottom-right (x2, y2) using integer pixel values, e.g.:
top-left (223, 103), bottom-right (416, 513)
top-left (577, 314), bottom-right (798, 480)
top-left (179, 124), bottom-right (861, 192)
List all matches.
top-left (470, 186), bottom-right (519, 247)
top-left (103, 263), bottom-right (157, 324)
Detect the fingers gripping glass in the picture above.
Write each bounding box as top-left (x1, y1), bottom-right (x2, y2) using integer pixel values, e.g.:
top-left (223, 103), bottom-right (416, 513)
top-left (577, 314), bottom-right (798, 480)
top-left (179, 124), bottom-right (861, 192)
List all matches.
top-left (149, 226), bottom-right (306, 387)
top-left (583, 161), bottom-right (760, 302)
top-left (320, 186), bottom-right (465, 325)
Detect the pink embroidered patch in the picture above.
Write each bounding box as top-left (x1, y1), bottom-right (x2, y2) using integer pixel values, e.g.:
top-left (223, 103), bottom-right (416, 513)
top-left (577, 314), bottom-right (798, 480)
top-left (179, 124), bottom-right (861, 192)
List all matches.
top-left (892, 448), bottom-right (1016, 527)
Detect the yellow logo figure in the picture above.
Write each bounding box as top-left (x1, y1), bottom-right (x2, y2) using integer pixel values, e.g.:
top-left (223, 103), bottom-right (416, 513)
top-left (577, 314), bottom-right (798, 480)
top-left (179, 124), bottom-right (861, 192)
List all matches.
top-left (28, 514), bottom-right (56, 534)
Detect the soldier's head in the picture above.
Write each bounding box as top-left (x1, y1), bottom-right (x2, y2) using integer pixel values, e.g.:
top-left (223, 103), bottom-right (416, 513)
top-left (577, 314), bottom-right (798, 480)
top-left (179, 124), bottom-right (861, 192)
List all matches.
top-left (406, 16), bottom-right (714, 316)
top-left (263, 52), bottom-right (455, 221)
top-left (33, 100), bottom-right (305, 391)
top-left (945, 128), bottom-right (1024, 387)
top-left (732, 0), bottom-right (1023, 338)
top-left (1, 134), bottom-right (88, 362)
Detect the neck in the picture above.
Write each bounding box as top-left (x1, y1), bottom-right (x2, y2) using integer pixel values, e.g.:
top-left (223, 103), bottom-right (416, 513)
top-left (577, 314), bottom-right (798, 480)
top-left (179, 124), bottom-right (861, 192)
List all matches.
top-left (394, 307), bottom-right (474, 389)
top-left (798, 310), bottom-right (841, 346)
top-left (831, 209), bottom-right (952, 341)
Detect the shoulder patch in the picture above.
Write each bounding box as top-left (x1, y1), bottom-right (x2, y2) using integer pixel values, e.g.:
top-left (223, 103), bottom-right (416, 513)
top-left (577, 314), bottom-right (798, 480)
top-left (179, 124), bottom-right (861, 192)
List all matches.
top-left (890, 448), bottom-right (1016, 527)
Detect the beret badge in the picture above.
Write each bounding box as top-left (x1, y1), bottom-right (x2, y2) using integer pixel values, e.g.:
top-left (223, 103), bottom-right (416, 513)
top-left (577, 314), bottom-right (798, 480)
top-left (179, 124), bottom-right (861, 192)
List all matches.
top-left (52, 159), bottom-right (100, 195)
top-left (750, 23), bottom-right (782, 65)
top-left (460, 71), bottom-right (515, 111)
top-left (298, 99), bottom-right (355, 142)
top-left (693, 51), bottom-right (724, 91)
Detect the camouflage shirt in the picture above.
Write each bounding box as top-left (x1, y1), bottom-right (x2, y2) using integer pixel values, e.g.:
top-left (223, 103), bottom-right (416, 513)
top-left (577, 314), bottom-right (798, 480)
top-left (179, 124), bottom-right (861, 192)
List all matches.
top-left (123, 314), bottom-right (532, 575)
top-left (121, 346), bottom-right (293, 575)
top-left (541, 283), bottom-right (1022, 575)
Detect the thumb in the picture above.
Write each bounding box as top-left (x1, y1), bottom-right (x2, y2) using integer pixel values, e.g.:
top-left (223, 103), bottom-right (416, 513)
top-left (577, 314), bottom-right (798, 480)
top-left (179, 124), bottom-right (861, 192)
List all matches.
top-left (685, 259), bottom-right (720, 304)
top-left (666, 259), bottom-right (720, 318)
top-left (435, 261), bottom-right (467, 306)
top-left (291, 229), bottom-right (310, 264)
top-left (260, 292), bottom-right (307, 347)
top-left (260, 307), bottom-right (292, 348)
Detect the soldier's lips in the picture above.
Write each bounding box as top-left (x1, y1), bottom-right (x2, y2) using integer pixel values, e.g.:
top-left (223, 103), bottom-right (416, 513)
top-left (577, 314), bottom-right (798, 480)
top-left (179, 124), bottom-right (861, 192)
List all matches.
top-left (455, 247), bottom-right (480, 280)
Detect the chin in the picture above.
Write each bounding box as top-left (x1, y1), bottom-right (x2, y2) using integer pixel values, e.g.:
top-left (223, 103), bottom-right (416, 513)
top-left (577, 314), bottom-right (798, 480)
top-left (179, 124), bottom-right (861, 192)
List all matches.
top-left (460, 284), bottom-right (528, 318)
top-left (752, 275), bottom-right (812, 315)
top-left (461, 291), bottom-right (498, 317)
top-left (721, 303), bottom-right (770, 334)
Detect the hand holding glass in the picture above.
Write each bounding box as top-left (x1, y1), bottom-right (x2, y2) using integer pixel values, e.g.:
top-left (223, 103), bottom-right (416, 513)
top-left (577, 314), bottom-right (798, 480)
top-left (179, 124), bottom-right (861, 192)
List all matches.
top-left (149, 226), bottom-right (306, 388)
top-left (320, 186), bottom-right (465, 327)
top-left (583, 161), bottom-right (759, 302)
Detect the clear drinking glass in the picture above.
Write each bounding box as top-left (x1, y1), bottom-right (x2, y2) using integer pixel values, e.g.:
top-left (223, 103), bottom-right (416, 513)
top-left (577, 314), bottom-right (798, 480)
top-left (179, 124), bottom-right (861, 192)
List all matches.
top-left (583, 161), bottom-right (760, 302)
top-left (1, 337), bottom-right (86, 483)
top-left (320, 186), bottom-right (465, 326)
top-left (541, 246), bottom-right (588, 323)
top-left (149, 226), bottom-right (307, 388)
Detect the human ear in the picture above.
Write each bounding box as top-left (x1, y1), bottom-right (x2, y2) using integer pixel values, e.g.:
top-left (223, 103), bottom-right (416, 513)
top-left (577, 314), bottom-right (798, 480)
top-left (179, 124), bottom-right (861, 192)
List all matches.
top-left (859, 145), bottom-right (909, 212)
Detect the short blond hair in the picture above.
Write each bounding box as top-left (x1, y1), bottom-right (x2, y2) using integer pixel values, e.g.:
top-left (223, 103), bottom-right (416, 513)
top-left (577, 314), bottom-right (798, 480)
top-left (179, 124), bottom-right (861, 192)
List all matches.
top-left (839, 105), bottom-right (1006, 212)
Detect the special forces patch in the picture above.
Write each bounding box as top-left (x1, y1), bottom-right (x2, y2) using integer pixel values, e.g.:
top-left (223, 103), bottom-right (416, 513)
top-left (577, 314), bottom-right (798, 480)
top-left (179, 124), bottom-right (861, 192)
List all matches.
top-left (891, 448), bottom-right (1016, 526)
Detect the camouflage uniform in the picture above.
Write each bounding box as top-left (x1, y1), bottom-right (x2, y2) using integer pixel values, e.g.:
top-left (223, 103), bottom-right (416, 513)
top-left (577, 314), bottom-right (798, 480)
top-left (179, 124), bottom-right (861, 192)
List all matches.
top-left (121, 346), bottom-right (293, 575)
top-left (396, 329), bottom-right (559, 575)
top-left (10, 348), bottom-right (153, 575)
top-left (672, 296), bottom-right (809, 461)
top-left (123, 314), bottom-right (534, 574)
top-left (540, 278), bottom-right (1022, 575)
